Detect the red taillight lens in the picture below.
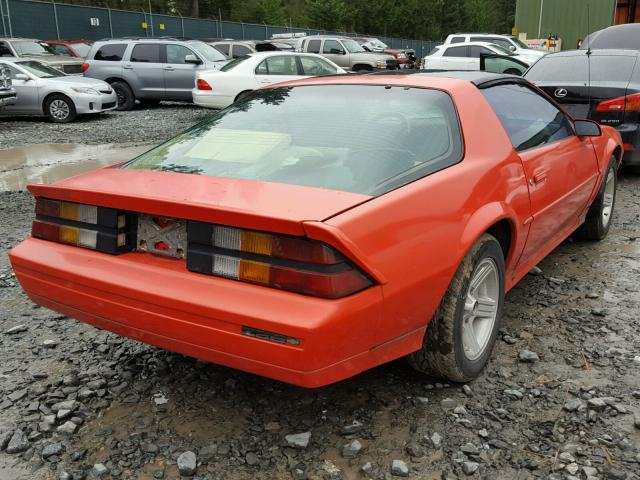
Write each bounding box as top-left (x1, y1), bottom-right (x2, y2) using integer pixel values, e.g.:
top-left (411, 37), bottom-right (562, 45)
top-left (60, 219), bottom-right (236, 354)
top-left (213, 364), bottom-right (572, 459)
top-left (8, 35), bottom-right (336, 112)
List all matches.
top-left (81, 63), bottom-right (90, 73)
top-left (595, 93), bottom-right (640, 112)
top-left (197, 79), bottom-right (212, 90)
top-left (187, 222), bottom-right (373, 298)
top-left (32, 197), bottom-right (134, 254)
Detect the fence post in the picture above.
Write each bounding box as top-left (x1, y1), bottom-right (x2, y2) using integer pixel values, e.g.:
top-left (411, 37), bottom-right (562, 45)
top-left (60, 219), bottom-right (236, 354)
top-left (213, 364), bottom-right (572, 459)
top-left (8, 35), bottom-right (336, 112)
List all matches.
top-left (52, 0), bottom-right (60, 40)
top-left (241, 22), bottom-right (244, 40)
top-left (180, 15), bottom-right (184, 38)
top-left (264, 23), bottom-right (267, 40)
top-left (107, 6), bottom-right (113, 38)
top-left (148, 0), bottom-right (154, 36)
top-left (6, 0), bottom-right (12, 37)
top-left (0, 0), bottom-right (5, 37)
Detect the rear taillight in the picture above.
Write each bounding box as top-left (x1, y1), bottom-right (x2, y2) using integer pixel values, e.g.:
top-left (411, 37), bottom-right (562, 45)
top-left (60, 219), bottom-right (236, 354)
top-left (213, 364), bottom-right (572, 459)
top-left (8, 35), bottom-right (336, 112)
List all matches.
top-left (595, 93), bottom-right (640, 112)
top-left (31, 198), bottom-right (135, 254)
top-left (197, 79), bottom-right (212, 90)
top-left (187, 223), bottom-right (372, 298)
top-left (81, 63), bottom-right (90, 73)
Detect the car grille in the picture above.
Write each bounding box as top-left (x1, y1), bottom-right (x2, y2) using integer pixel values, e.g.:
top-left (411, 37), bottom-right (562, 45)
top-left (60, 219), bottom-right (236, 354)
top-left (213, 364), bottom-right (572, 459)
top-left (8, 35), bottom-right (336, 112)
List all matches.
top-left (63, 64), bottom-right (83, 74)
top-left (102, 101), bottom-right (116, 109)
top-left (386, 59), bottom-right (398, 70)
top-left (0, 67), bottom-right (11, 89)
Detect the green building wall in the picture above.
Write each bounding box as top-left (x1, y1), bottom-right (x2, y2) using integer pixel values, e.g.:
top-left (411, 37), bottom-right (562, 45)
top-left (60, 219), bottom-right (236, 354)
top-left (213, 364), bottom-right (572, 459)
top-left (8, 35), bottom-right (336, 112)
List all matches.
top-left (515, 0), bottom-right (616, 50)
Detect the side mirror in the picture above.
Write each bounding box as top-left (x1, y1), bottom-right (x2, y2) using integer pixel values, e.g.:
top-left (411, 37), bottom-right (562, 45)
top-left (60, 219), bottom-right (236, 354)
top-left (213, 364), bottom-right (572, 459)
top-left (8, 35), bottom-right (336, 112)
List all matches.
top-left (509, 45), bottom-right (516, 52)
top-left (574, 119), bottom-right (601, 137)
top-left (362, 45), bottom-right (372, 52)
top-left (184, 54), bottom-right (202, 65)
top-left (14, 73), bottom-right (29, 81)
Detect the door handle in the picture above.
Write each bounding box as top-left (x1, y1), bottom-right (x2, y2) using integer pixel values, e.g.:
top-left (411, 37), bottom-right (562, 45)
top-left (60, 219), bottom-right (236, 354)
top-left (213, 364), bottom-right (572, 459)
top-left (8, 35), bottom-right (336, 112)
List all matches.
top-left (530, 171), bottom-right (547, 185)
top-left (259, 79), bottom-right (272, 84)
top-left (164, 66), bottom-right (174, 71)
top-left (123, 64), bottom-right (133, 69)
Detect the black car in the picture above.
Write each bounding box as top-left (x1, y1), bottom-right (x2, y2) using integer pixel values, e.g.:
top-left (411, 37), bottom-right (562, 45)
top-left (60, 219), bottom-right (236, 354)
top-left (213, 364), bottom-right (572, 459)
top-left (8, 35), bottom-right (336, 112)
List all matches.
top-left (524, 48), bottom-right (640, 171)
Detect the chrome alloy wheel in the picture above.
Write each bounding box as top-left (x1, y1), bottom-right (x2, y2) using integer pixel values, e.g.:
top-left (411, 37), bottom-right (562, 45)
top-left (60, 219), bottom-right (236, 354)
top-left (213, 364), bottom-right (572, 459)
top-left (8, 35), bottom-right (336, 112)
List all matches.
top-left (49, 99), bottom-right (70, 120)
top-left (462, 257), bottom-right (500, 361)
top-left (601, 168), bottom-right (615, 228)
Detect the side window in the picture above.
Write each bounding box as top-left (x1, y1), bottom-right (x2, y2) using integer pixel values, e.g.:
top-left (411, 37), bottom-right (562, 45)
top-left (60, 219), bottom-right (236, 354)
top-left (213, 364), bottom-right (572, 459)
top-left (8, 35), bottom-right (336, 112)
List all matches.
top-left (300, 56), bottom-right (337, 75)
top-left (166, 44), bottom-right (196, 64)
top-left (323, 40), bottom-right (344, 54)
top-left (131, 44), bottom-right (161, 63)
top-left (233, 45), bottom-right (252, 58)
top-left (450, 36), bottom-right (466, 44)
top-left (51, 45), bottom-right (71, 55)
top-left (6, 64), bottom-right (22, 79)
top-left (482, 83), bottom-right (574, 151)
top-left (488, 38), bottom-right (513, 50)
top-left (214, 43), bottom-right (229, 56)
top-left (443, 46), bottom-right (467, 57)
top-left (0, 42), bottom-right (12, 56)
top-left (307, 39), bottom-right (321, 53)
top-left (468, 46), bottom-right (493, 57)
top-left (93, 43), bottom-right (127, 61)
top-left (255, 56), bottom-right (299, 75)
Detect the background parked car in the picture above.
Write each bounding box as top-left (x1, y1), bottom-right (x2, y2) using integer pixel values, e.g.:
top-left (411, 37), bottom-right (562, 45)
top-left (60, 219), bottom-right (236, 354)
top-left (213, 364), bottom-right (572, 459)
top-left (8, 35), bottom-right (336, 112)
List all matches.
top-left (83, 37), bottom-right (228, 110)
top-left (423, 42), bottom-right (534, 72)
top-left (206, 39), bottom-right (293, 59)
top-left (0, 37), bottom-right (84, 74)
top-left (581, 23), bottom-right (640, 50)
top-left (296, 35), bottom-right (396, 71)
top-left (0, 64), bottom-right (17, 109)
top-left (444, 33), bottom-right (547, 59)
top-left (193, 51), bottom-right (345, 109)
top-left (524, 48), bottom-right (640, 172)
top-left (352, 36), bottom-right (416, 68)
top-left (46, 39), bottom-right (95, 59)
top-left (0, 57), bottom-right (116, 122)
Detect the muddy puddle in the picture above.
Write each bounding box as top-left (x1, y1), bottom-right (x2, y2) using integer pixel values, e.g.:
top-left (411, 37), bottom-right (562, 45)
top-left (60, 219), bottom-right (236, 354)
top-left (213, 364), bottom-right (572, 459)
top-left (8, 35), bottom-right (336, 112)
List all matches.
top-left (0, 143), bottom-right (152, 191)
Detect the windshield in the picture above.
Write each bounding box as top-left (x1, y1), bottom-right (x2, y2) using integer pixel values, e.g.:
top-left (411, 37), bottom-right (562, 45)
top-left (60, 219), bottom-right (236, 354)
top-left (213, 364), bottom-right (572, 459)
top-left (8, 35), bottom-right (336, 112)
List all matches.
top-left (342, 39), bottom-right (365, 54)
top-left (510, 37), bottom-right (530, 49)
top-left (11, 41), bottom-right (55, 56)
top-left (122, 85), bottom-right (462, 196)
top-left (15, 60), bottom-right (65, 78)
top-left (71, 42), bottom-right (92, 57)
top-left (189, 41), bottom-right (227, 62)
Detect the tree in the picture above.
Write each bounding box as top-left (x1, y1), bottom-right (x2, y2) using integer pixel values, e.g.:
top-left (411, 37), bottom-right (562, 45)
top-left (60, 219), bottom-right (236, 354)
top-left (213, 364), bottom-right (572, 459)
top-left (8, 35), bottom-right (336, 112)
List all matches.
top-left (306, 0), bottom-right (349, 31)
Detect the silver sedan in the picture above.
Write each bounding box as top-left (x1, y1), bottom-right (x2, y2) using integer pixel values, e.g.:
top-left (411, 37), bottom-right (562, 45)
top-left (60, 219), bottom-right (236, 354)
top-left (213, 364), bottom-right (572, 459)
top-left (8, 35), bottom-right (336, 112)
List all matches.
top-left (0, 57), bottom-right (117, 122)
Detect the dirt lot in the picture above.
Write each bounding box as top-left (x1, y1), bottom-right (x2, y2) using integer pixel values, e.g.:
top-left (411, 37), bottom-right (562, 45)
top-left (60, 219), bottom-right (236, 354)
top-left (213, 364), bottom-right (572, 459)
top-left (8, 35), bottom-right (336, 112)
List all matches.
top-left (0, 105), bottom-right (639, 480)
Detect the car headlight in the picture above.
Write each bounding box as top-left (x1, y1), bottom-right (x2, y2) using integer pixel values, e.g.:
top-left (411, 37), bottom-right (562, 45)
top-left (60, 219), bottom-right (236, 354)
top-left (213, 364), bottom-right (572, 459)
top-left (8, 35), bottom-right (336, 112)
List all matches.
top-left (71, 86), bottom-right (99, 95)
top-left (376, 59), bottom-right (386, 68)
top-left (398, 53), bottom-right (407, 59)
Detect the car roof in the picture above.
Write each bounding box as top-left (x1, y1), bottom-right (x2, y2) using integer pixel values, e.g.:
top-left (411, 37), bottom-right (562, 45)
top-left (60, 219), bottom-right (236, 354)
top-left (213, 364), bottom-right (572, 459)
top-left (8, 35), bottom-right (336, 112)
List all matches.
top-left (538, 48), bottom-right (640, 58)
top-left (0, 38), bottom-right (41, 41)
top-left (443, 41), bottom-right (501, 48)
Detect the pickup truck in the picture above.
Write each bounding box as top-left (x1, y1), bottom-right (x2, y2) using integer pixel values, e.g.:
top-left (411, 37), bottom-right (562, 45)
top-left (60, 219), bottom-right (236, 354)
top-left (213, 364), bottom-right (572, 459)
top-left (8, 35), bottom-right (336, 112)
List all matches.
top-left (0, 64), bottom-right (17, 109)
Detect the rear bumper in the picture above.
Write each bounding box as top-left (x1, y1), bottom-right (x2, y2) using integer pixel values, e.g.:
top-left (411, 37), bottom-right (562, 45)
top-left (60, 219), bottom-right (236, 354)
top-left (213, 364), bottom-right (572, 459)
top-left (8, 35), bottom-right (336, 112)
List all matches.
top-left (192, 89), bottom-right (233, 109)
top-left (10, 238), bottom-right (421, 387)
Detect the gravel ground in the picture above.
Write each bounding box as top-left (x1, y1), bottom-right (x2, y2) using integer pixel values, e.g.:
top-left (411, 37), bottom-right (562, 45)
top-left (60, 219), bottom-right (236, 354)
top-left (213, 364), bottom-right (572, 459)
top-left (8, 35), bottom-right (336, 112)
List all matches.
top-left (0, 103), bottom-right (211, 150)
top-left (0, 107), bottom-right (639, 479)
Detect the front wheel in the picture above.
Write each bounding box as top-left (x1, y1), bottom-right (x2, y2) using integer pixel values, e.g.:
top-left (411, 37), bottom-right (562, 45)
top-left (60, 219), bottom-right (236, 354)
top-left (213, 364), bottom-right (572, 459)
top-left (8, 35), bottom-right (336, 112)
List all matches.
top-left (409, 234), bottom-right (505, 382)
top-left (45, 94), bottom-right (77, 123)
top-left (575, 157), bottom-right (617, 240)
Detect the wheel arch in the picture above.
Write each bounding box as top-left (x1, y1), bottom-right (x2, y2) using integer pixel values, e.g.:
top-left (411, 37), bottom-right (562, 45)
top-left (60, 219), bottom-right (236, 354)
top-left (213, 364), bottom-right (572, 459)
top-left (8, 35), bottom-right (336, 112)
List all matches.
top-left (352, 63), bottom-right (374, 71)
top-left (41, 91), bottom-right (73, 113)
top-left (234, 89), bottom-right (253, 102)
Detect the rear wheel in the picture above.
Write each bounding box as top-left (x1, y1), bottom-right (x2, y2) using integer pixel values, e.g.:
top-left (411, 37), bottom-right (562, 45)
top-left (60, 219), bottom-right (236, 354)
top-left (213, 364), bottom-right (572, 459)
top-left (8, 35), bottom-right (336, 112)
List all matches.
top-left (575, 157), bottom-right (617, 240)
top-left (353, 65), bottom-right (373, 73)
top-left (409, 234), bottom-right (505, 382)
top-left (111, 81), bottom-right (135, 111)
top-left (44, 94), bottom-right (76, 123)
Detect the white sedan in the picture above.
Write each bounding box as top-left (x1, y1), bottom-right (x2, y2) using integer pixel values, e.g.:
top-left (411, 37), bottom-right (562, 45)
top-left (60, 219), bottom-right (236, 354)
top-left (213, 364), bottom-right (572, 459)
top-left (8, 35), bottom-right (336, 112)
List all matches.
top-left (192, 51), bottom-right (346, 109)
top-left (422, 42), bottom-right (537, 73)
top-left (0, 57), bottom-right (117, 122)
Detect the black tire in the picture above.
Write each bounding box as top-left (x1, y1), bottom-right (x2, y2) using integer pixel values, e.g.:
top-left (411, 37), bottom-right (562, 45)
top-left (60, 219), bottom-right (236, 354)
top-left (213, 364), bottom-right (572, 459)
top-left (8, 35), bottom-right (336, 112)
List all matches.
top-left (353, 65), bottom-right (373, 73)
top-left (111, 81), bottom-right (135, 111)
top-left (408, 233), bottom-right (505, 382)
top-left (503, 68), bottom-right (522, 75)
top-left (575, 157), bottom-right (617, 241)
top-left (234, 90), bottom-right (253, 102)
top-left (44, 94), bottom-right (77, 123)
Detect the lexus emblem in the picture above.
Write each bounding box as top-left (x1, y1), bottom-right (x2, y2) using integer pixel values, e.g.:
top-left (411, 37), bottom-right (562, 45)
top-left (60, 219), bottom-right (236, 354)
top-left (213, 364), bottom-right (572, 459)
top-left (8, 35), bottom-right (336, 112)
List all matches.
top-left (554, 88), bottom-right (568, 98)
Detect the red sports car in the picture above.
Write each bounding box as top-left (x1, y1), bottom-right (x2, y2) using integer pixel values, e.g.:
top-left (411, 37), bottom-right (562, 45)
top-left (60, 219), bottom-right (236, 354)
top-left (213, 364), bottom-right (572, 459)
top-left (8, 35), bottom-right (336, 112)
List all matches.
top-left (9, 72), bottom-right (622, 387)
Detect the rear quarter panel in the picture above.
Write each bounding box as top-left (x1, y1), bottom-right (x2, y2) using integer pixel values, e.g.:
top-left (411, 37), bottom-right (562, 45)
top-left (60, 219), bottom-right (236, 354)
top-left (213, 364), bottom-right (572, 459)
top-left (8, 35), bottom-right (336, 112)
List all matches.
top-left (325, 82), bottom-right (531, 347)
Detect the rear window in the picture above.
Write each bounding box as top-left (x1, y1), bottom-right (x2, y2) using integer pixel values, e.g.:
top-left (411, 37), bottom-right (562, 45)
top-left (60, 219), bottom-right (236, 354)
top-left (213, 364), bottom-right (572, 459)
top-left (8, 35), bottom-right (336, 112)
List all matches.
top-left (526, 53), bottom-right (637, 83)
top-left (93, 43), bottom-right (127, 61)
top-left (122, 85), bottom-right (463, 196)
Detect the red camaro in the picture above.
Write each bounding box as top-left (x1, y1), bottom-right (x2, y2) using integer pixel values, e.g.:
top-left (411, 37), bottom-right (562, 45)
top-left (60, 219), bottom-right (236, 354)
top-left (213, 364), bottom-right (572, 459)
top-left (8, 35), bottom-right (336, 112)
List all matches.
top-left (9, 72), bottom-right (622, 387)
